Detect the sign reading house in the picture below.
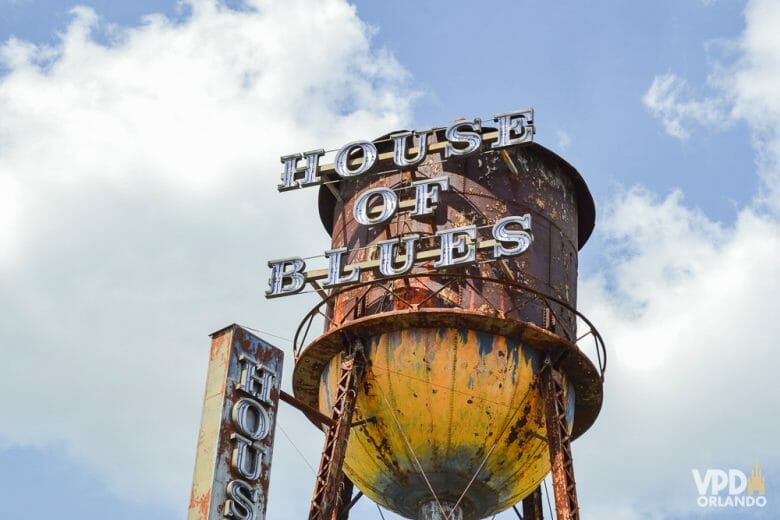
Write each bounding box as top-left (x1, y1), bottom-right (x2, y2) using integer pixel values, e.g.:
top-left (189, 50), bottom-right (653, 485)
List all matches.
top-left (189, 325), bottom-right (283, 520)
top-left (265, 109), bottom-right (536, 298)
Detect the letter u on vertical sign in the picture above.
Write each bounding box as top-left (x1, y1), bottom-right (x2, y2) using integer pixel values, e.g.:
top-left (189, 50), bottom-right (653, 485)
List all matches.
top-left (188, 324), bottom-right (283, 520)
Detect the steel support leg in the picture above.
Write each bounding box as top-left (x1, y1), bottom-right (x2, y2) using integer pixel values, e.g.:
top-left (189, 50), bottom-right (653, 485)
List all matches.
top-left (540, 357), bottom-right (579, 520)
top-left (308, 347), bottom-right (365, 520)
top-left (522, 486), bottom-right (544, 520)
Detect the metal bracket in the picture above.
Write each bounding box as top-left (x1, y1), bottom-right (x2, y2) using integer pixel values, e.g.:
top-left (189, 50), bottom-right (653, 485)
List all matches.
top-left (540, 356), bottom-right (579, 520)
top-left (280, 390), bottom-right (335, 428)
top-left (308, 346), bottom-right (365, 520)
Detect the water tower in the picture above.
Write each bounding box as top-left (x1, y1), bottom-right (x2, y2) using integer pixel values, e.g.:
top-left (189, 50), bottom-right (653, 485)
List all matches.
top-left (290, 120), bottom-right (606, 519)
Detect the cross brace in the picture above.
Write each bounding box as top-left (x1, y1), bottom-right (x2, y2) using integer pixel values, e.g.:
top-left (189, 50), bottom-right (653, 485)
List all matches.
top-left (540, 357), bottom-right (579, 520)
top-left (308, 346), bottom-right (365, 520)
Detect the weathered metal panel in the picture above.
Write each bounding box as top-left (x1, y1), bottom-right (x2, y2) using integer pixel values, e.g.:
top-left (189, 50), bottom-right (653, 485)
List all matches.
top-left (320, 131), bottom-right (588, 336)
top-left (188, 324), bottom-right (283, 520)
top-left (315, 327), bottom-right (573, 519)
top-left (295, 131), bottom-right (603, 519)
top-left (294, 308), bottom-right (601, 439)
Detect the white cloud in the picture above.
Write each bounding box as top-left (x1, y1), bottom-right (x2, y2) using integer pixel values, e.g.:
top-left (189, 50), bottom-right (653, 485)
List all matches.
top-left (720, 0), bottom-right (780, 212)
top-left (0, 0), bottom-right (413, 514)
top-left (576, 190), bottom-right (780, 516)
top-left (587, 0), bottom-right (780, 516)
top-left (555, 128), bottom-right (571, 152)
top-left (642, 73), bottom-right (723, 140)
top-left (3, 1), bottom-right (780, 519)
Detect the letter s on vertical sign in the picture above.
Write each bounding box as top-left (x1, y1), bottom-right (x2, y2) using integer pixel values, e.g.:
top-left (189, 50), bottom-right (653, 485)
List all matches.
top-left (492, 215), bottom-right (532, 258)
top-left (224, 479), bottom-right (259, 520)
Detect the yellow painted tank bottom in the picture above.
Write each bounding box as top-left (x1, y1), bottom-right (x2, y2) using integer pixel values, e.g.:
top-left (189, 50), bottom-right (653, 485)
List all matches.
top-left (318, 327), bottom-right (574, 519)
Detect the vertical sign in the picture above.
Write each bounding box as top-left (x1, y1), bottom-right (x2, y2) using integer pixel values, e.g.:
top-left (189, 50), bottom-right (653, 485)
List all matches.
top-left (189, 324), bottom-right (283, 520)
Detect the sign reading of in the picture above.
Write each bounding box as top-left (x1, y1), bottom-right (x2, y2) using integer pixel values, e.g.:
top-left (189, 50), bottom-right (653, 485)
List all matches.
top-left (266, 109), bottom-right (536, 298)
top-left (189, 325), bottom-right (283, 520)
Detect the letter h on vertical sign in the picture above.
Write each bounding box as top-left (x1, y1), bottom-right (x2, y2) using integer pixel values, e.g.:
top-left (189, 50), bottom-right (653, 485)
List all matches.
top-left (189, 324), bottom-right (283, 520)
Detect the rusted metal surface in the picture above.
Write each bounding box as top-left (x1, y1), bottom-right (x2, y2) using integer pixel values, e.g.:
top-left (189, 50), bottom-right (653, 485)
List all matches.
top-left (309, 349), bottom-right (365, 520)
top-left (522, 486), bottom-right (544, 519)
top-left (317, 139), bottom-right (595, 248)
top-left (315, 130), bottom-right (594, 356)
top-left (308, 326), bottom-right (576, 518)
top-left (292, 278), bottom-right (605, 439)
top-left (188, 324), bottom-right (283, 520)
top-left (541, 359), bottom-right (579, 520)
top-left (294, 131), bottom-right (604, 519)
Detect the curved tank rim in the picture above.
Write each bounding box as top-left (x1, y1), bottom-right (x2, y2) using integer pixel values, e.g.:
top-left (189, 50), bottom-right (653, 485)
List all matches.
top-left (316, 133), bottom-right (597, 249)
top-left (292, 308), bottom-right (603, 440)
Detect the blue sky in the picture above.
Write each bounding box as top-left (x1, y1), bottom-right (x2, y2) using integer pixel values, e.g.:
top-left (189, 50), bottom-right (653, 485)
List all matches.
top-left (0, 1), bottom-right (777, 518)
top-left (0, 0), bottom-right (754, 218)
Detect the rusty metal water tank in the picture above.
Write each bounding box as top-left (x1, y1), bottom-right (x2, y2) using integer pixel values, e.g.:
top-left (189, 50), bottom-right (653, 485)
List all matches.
top-left (292, 129), bottom-right (604, 519)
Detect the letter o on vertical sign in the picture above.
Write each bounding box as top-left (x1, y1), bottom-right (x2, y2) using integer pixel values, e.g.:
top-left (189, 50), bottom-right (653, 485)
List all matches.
top-left (334, 141), bottom-right (377, 178)
top-left (232, 397), bottom-right (271, 441)
top-left (353, 187), bottom-right (398, 226)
